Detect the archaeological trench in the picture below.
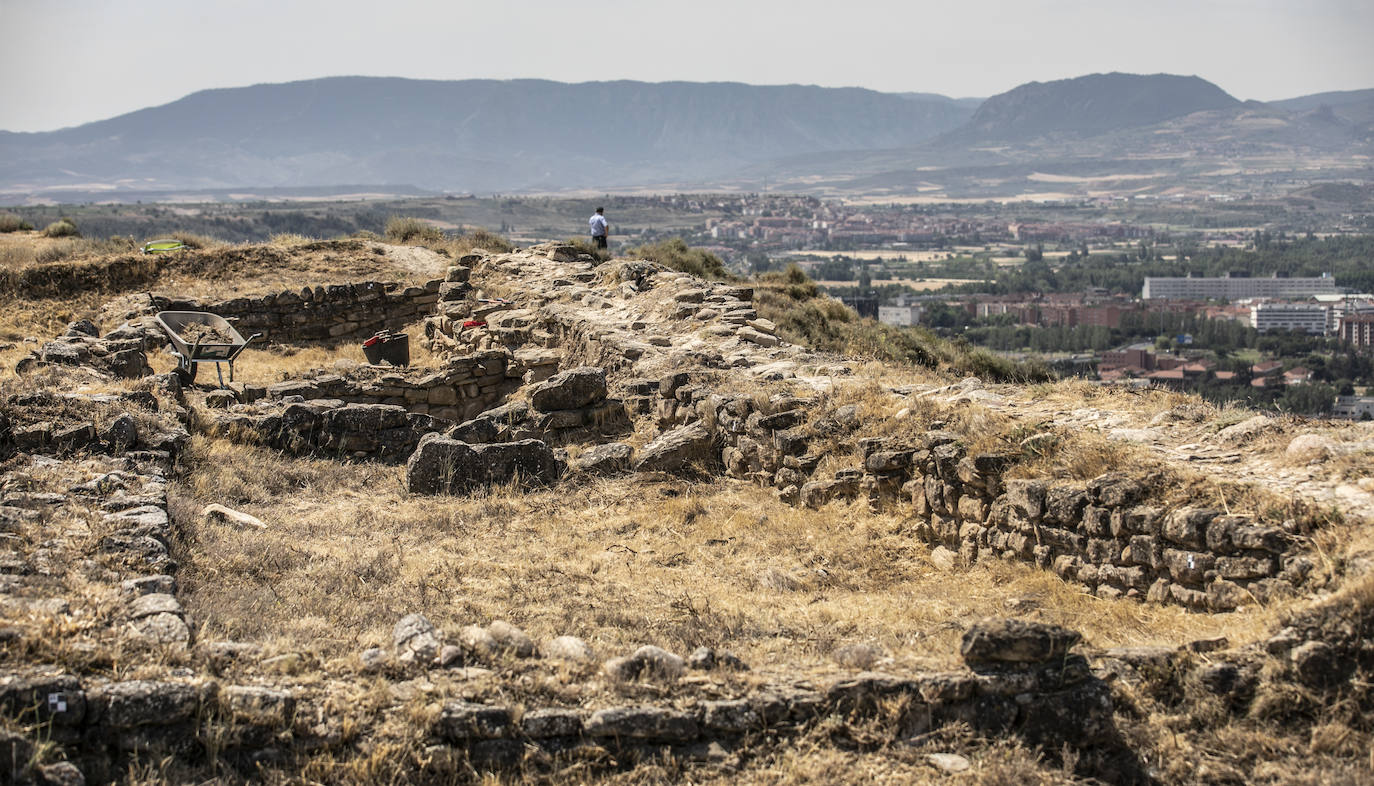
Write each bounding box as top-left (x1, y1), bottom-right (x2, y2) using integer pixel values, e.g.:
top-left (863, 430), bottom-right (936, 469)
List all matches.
top-left (1, 240), bottom-right (1371, 784)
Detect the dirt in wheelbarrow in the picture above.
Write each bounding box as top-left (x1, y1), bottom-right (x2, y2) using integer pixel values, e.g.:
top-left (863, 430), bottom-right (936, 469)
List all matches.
top-left (180, 322), bottom-right (237, 344)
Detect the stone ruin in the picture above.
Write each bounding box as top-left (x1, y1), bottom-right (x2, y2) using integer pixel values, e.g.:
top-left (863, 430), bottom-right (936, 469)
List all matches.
top-left (1, 241), bottom-right (1370, 783)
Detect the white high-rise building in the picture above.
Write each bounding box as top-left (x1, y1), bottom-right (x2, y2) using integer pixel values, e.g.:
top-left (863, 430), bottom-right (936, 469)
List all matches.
top-left (1143, 273), bottom-right (1338, 301)
top-left (1249, 302), bottom-right (1330, 334)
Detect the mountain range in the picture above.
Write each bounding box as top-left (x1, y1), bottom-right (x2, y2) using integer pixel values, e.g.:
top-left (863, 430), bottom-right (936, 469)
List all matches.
top-left (2, 73), bottom-right (1370, 200)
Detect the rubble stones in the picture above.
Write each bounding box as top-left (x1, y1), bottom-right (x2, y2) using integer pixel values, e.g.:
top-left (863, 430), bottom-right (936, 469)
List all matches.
top-left (738, 327), bottom-right (779, 347)
top-left (393, 613), bottom-right (442, 662)
top-left (633, 423), bottom-right (715, 473)
top-left (126, 597), bottom-right (190, 645)
top-left (584, 706), bottom-right (699, 742)
top-left (604, 645), bottom-right (685, 682)
top-left (571, 442), bottom-right (633, 474)
top-left (487, 620), bottom-right (536, 657)
top-left (436, 701), bottom-right (514, 740)
top-left (458, 625), bottom-right (499, 659)
top-left (530, 367), bottom-right (607, 412)
top-left (521, 708), bottom-right (583, 738)
top-left (961, 619), bottom-right (1081, 666)
top-left (543, 635), bottom-right (595, 662)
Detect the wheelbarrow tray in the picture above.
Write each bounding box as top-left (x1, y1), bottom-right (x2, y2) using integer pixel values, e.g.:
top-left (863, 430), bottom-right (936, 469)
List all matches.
top-left (155, 311), bottom-right (249, 361)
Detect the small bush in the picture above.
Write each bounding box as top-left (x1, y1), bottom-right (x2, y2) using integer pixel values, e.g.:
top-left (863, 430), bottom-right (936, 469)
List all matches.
top-left (0, 214), bottom-right (33, 233)
top-left (444, 227), bottom-right (514, 256)
top-left (0, 244), bottom-right (35, 267)
top-left (385, 216), bottom-right (444, 245)
top-left (34, 239), bottom-right (80, 263)
top-left (563, 237), bottom-right (612, 263)
top-left (269, 233), bottom-right (314, 247)
top-left (463, 228), bottom-right (514, 254)
top-left (170, 231), bottom-right (222, 250)
top-left (630, 237), bottom-right (734, 281)
top-left (41, 219), bottom-right (80, 238)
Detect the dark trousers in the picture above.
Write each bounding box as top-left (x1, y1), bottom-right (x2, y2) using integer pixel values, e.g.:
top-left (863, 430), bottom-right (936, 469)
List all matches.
top-left (592, 235), bottom-right (607, 249)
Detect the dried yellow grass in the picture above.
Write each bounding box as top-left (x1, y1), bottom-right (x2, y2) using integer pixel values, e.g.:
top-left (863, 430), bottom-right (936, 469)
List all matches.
top-left (172, 436), bottom-right (1301, 676)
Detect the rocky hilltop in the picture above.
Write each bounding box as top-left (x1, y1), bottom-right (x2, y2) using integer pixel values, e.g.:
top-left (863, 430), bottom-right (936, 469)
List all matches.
top-left (1, 238), bottom-right (1371, 784)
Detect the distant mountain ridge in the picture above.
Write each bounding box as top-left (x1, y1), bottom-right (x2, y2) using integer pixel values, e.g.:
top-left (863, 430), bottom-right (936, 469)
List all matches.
top-left (0, 77), bottom-right (973, 194)
top-left (954, 72), bottom-right (1241, 142)
top-left (0, 73), bottom-right (1369, 200)
top-left (1271, 88), bottom-right (1374, 125)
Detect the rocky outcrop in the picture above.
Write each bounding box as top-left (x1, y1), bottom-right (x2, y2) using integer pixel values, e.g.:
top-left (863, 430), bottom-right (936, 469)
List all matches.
top-left (16, 319), bottom-right (155, 379)
top-left (405, 433), bottom-right (562, 495)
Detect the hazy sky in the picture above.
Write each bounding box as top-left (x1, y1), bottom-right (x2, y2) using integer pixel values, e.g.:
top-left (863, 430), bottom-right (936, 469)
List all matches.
top-left (3, 0), bottom-right (1371, 132)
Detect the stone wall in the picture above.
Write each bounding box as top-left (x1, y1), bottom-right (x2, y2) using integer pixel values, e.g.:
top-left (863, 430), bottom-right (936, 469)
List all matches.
top-left (151, 278), bottom-right (443, 344)
top-left (632, 377), bottom-right (1312, 612)
top-left (861, 434), bottom-right (1308, 612)
top-left (245, 348), bottom-right (526, 422)
top-left (2, 617), bottom-right (1131, 784)
top-left (205, 401), bottom-right (438, 461)
top-left (199, 349), bottom-right (556, 461)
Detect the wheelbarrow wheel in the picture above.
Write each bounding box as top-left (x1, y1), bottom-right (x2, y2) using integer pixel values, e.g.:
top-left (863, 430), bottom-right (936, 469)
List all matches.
top-left (175, 359), bottom-right (198, 386)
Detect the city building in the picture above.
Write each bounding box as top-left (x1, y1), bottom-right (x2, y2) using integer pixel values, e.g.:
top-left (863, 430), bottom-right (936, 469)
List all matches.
top-left (1332, 395), bottom-right (1374, 419)
top-left (1142, 272), bottom-right (1339, 301)
top-left (1338, 313), bottom-right (1374, 353)
top-left (878, 304), bottom-right (923, 327)
top-left (1250, 302), bottom-right (1330, 335)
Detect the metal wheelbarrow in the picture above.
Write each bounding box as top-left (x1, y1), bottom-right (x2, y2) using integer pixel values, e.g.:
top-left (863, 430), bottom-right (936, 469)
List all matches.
top-left (155, 311), bottom-right (261, 387)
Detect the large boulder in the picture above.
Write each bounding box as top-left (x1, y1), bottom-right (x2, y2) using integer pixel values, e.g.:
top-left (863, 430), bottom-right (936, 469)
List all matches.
top-left (405, 434), bottom-right (561, 494)
top-left (633, 423), bottom-right (715, 473)
top-left (572, 442), bottom-right (633, 475)
top-left (530, 367), bottom-right (606, 412)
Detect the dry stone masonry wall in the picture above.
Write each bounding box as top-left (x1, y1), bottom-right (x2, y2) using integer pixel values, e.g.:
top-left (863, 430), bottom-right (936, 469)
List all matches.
top-left (624, 375), bottom-right (1315, 613)
top-left (150, 279), bottom-right (444, 344)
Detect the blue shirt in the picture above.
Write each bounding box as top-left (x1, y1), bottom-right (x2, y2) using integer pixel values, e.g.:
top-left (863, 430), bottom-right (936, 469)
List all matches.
top-left (589, 213), bottom-right (608, 237)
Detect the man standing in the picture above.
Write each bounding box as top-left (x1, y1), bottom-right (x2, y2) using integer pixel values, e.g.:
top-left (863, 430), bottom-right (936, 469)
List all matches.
top-left (589, 207), bottom-right (609, 250)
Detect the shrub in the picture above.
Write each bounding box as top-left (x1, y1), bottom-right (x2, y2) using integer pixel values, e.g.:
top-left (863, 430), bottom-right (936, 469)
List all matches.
top-left (269, 233), bottom-right (314, 247)
top-left (41, 219), bottom-right (80, 238)
top-left (0, 214), bottom-right (33, 233)
top-left (170, 231), bottom-right (223, 250)
top-left (34, 239), bottom-right (80, 263)
top-left (563, 237), bottom-right (612, 263)
top-left (631, 237), bottom-right (733, 281)
top-left (460, 228), bottom-right (514, 254)
top-left (385, 216), bottom-right (444, 245)
top-left (0, 244), bottom-right (35, 267)
top-left (753, 264), bottom-right (1053, 383)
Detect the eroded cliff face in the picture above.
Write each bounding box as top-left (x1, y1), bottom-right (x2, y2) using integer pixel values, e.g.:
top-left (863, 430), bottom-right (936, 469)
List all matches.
top-left (1, 241), bottom-right (1370, 784)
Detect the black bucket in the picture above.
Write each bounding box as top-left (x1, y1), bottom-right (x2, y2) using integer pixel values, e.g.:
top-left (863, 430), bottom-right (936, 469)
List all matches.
top-left (362, 332), bottom-right (410, 366)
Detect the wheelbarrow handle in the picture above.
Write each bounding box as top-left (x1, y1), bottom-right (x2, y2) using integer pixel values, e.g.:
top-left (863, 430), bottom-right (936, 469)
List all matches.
top-left (223, 332), bottom-right (262, 362)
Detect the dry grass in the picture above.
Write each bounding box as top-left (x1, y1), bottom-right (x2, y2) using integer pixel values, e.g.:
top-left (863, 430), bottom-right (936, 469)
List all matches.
top-left (189, 317), bottom-right (445, 385)
top-left (0, 231), bottom-right (444, 307)
top-left (171, 436), bottom-right (1299, 676)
